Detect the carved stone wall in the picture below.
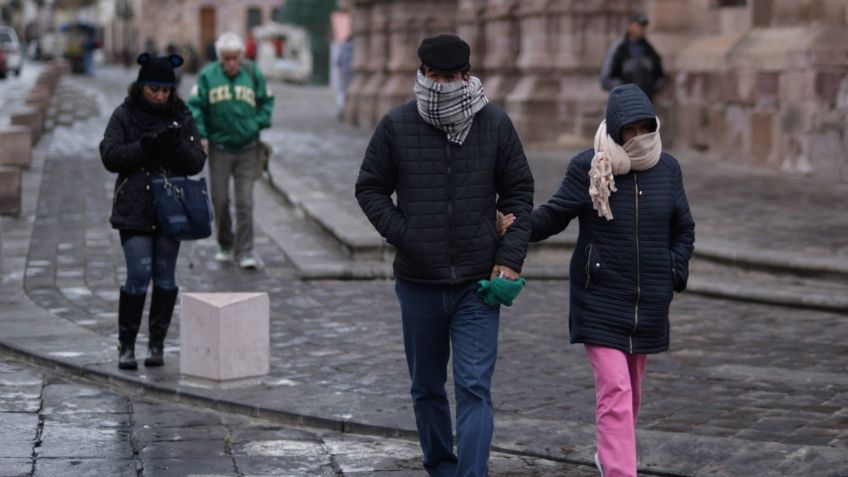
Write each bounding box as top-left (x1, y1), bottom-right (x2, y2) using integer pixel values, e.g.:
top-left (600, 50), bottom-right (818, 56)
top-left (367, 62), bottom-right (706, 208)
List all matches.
top-left (346, 0), bottom-right (848, 181)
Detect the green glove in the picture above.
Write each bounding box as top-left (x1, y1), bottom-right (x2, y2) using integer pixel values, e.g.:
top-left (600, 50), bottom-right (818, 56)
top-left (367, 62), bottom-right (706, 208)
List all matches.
top-left (477, 276), bottom-right (527, 306)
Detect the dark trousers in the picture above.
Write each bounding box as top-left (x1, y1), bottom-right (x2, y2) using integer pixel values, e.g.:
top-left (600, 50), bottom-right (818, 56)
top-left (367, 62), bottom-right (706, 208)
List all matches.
top-left (120, 232), bottom-right (180, 294)
top-left (395, 279), bottom-right (500, 477)
top-left (208, 142), bottom-right (260, 258)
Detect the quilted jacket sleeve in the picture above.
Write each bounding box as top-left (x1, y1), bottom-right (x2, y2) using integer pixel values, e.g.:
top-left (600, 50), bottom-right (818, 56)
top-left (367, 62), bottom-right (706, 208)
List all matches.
top-left (530, 153), bottom-right (588, 242)
top-left (493, 115), bottom-right (535, 272)
top-left (100, 106), bottom-right (147, 174)
top-left (355, 116), bottom-right (408, 246)
top-left (169, 113), bottom-right (208, 176)
top-left (669, 162), bottom-right (695, 292)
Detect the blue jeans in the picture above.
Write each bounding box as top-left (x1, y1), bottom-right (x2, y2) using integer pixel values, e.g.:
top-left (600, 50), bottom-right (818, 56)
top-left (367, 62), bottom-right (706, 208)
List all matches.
top-left (395, 279), bottom-right (500, 477)
top-left (120, 232), bottom-right (180, 294)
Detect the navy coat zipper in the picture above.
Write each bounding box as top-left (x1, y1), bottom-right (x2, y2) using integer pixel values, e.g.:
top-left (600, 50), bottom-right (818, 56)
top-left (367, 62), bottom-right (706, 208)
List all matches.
top-left (630, 173), bottom-right (641, 353)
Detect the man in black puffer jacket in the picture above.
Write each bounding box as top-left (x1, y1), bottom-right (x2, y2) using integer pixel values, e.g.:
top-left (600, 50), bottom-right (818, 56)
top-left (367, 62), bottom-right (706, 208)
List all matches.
top-left (600, 13), bottom-right (667, 102)
top-left (355, 34), bottom-right (534, 477)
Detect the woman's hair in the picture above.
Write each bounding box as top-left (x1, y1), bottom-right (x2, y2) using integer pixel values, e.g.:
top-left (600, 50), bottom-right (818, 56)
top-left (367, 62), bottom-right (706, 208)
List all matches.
top-left (215, 32), bottom-right (245, 59)
top-left (127, 81), bottom-right (187, 115)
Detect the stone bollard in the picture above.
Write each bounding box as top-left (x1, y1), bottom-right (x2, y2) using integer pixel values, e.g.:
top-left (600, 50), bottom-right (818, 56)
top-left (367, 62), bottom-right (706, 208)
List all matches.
top-left (0, 167), bottom-right (22, 216)
top-left (25, 88), bottom-right (51, 114)
top-left (10, 107), bottom-right (42, 144)
top-left (36, 69), bottom-right (60, 92)
top-left (0, 127), bottom-right (32, 169)
top-left (179, 293), bottom-right (270, 381)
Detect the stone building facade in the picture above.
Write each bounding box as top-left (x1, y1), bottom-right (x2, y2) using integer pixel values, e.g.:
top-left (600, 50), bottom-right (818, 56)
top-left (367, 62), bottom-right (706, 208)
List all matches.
top-left (99, 0), bottom-right (282, 68)
top-left (345, 0), bottom-right (848, 181)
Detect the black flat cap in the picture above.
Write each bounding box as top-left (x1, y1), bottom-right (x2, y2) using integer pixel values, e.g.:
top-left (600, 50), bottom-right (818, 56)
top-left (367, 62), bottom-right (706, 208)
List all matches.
top-left (630, 13), bottom-right (649, 25)
top-left (417, 34), bottom-right (470, 72)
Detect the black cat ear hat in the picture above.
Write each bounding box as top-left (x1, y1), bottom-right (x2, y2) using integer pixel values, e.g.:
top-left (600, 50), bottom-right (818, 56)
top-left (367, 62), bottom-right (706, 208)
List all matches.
top-left (136, 52), bottom-right (184, 86)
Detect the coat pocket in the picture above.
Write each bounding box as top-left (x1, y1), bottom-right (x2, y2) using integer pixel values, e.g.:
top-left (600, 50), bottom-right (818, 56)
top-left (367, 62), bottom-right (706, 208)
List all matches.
top-left (113, 177), bottom-right (129, 203)
top-left (584, 244), bottom-right (604, 289)
top-left (670, 250), bottom-right (687, 292)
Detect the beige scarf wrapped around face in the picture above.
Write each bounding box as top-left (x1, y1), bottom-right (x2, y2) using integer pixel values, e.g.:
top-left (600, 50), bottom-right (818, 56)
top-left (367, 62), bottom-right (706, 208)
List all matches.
top-left (589, 118), bottom-right (662, 221)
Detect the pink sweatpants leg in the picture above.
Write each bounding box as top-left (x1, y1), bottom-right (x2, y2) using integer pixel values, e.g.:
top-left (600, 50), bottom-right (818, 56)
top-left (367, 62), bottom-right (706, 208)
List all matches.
top-left (585, 344), bottom-right (648, 477)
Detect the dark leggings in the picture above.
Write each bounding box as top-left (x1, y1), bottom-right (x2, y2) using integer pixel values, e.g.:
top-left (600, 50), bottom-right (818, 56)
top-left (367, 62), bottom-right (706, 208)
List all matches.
top-left (120, 232), bottom-right (180, 294)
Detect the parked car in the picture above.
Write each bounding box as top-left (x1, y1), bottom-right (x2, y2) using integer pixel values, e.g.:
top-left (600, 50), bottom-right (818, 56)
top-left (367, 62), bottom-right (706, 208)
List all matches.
top-left (0, 25), bottom-right (23, 76)
top-left (0, 47), bottom-right (7, 79)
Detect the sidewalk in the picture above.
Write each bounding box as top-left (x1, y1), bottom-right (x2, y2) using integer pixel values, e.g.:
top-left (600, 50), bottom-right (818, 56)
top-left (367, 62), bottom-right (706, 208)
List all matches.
top-left (0, 65), bottom-right (846, 477)
top-left (260, 83), bottom-right (848, 312)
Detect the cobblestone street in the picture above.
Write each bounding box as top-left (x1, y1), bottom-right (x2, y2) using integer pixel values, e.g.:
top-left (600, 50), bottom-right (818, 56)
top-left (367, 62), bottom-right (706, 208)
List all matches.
top-left (0, 64), bottom-right (846, 476)
top-left (1, 353), bottom-right (599, 476)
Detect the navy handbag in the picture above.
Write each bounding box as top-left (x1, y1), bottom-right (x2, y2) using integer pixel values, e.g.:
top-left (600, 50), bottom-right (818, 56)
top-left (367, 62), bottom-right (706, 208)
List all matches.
top-left (152, 175), bottom-right (213, 241)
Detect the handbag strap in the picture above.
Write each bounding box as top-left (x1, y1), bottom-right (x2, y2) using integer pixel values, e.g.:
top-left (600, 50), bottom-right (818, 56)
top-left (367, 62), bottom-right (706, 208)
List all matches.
top-left (172, 178), bottom-right (210, 224)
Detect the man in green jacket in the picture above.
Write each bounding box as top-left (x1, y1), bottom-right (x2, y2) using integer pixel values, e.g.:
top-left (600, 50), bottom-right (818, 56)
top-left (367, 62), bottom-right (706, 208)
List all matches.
top-left (188, 32), bottom-right (274, 269)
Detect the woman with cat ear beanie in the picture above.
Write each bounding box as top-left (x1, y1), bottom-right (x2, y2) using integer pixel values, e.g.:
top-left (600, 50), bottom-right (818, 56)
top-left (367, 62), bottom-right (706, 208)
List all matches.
top-left (99, 53), bottom-right (207, 371)
top-left (527, 84), bottom-right (695, 477)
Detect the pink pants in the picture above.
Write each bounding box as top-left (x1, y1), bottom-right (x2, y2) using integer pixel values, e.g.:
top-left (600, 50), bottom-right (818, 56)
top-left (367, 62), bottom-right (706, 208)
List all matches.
top-left (585, 344), bottom-right (648, 477)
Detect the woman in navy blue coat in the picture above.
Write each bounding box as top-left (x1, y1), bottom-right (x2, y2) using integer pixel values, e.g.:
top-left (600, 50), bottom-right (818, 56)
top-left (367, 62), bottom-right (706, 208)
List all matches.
top-left (502, 84), bottom-right (694, 477)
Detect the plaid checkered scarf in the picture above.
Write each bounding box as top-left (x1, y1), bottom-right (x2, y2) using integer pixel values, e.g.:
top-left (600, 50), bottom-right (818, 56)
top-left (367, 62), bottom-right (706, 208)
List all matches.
top-left (414, 70), bottom-right (489, 146)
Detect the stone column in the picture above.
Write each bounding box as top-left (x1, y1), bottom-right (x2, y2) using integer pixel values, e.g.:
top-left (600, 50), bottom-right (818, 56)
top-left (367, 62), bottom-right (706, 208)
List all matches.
top-left (344, 0), bottom-right (373, 125)
top-left (353, 0), bottom-right (392, 128)
top-left (505, 0), bottom-right (566, 144)
top-left (552, 1), bottom-right (644, 145)
top-left (479, 0), bottom-right (520, 108)
top-left (376, 0), bottom-right (457, 120)
top-left (456, 0), bottom-right (488, 75)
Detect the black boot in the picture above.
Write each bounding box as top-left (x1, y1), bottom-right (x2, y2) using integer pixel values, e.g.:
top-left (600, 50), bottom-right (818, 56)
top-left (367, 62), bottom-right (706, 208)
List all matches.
top-left (118, 288), bottom-right (146, 370)
top-left (145, 286), bottom-right (178, 367)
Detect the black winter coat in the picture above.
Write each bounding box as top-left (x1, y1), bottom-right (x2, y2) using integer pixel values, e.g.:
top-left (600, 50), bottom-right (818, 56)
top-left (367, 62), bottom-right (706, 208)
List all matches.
top-left (600, 35), bottom-right (666, 100)
top-left (100, 97), bottom-right (207, 233)
top-left (531, 87), bottom-right (695, 354)
top-left (356, 101), bottom-right (534, 284)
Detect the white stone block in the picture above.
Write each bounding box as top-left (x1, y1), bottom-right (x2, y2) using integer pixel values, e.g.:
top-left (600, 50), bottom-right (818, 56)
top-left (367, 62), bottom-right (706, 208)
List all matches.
top-left (179, 292), bottom-right (270, 381)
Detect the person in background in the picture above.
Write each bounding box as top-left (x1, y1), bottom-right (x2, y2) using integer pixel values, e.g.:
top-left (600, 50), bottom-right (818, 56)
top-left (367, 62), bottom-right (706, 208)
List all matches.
top-left (335, 36), bottom-right (353, 120)
top-left (600, 13), bottom-right (667, 102)
top-left (100, 53), bottom-right (207, 370)
top-left (245, 34), bottom-right (257, 61)
top-left (188, 32), bottom-right (275, 270)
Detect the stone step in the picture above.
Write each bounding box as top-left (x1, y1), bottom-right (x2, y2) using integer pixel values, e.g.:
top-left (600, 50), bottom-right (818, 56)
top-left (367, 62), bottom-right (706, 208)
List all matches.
top-left (266, 157), bottom-right (848, 282)
top-left (262, 161), bottom-right (848, 311)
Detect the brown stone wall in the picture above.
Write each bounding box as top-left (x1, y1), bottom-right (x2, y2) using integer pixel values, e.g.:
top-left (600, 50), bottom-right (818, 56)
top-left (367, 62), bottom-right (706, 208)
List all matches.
top-left (671, 0), bottom-right (848, 181)
top-left (346, 0), bottom-right (848, 181)
top-left (130, 0), bottom-right (280, 58)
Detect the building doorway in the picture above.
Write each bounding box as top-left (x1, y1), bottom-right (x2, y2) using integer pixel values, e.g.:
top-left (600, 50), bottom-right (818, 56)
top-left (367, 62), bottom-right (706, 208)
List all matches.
top-left (200, 6), bottom-right (216, 62)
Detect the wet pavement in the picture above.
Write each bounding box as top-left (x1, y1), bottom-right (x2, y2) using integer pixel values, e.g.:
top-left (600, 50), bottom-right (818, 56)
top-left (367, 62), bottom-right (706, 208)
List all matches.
top-left (0, 63), bottom-right (846, 476)
top-left (0, 352), bottom-right (599, 477)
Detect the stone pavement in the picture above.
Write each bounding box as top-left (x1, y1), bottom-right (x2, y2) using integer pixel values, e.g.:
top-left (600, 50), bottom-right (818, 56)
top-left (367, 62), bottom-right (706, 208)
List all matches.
top-left (0, 64), bottom-right (846, 476)
top-left (1, 352), bottom-right (595, 477)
